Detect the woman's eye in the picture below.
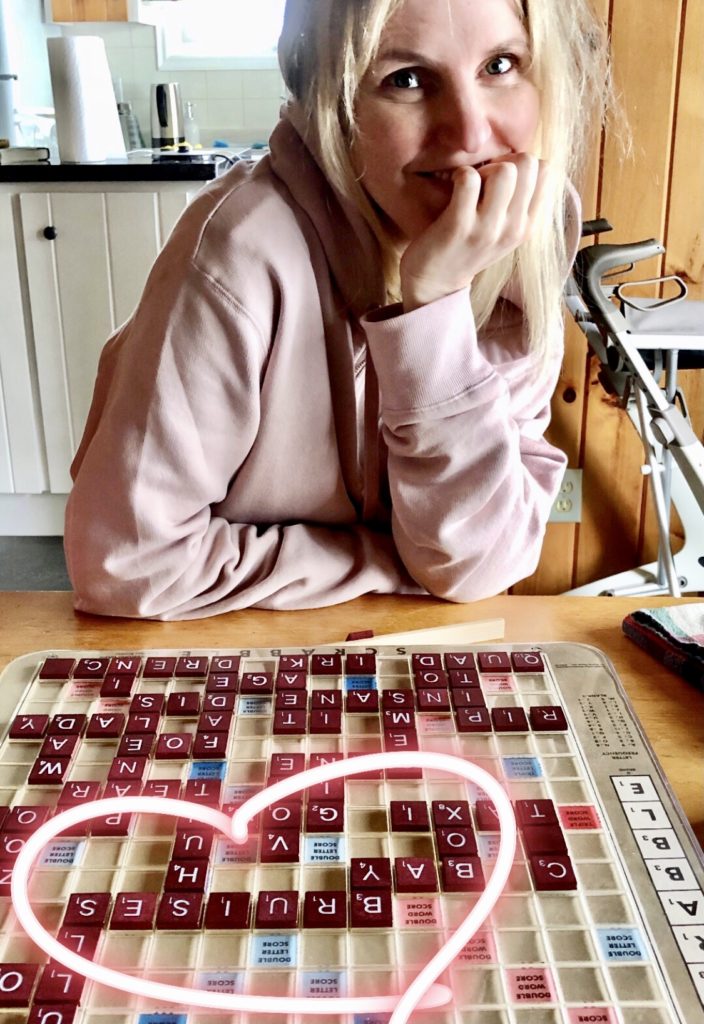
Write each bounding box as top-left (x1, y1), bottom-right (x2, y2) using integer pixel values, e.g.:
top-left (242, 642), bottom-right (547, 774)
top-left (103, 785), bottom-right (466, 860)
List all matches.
top-left (386, 68), bottom-right (422, 90)
top-left (485, 54), bottom-right (517, 76)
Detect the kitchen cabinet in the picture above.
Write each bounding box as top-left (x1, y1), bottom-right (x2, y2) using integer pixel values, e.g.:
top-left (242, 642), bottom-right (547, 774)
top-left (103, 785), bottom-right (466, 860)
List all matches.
top-left (48, 0), bottom-right (128, 21)
top-left (44, 0), bottom-right (166, 25)
top-left (0, 195), bottom-right (46, 498)
top-left (0, 179), bottom-right (199, 533)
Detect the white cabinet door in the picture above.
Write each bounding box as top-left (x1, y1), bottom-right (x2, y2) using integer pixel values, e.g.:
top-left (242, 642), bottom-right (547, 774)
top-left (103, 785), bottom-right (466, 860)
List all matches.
top-left (20, 189), bottom-right (192, 493)
top-left (0, 195), bottom-right (47, 494)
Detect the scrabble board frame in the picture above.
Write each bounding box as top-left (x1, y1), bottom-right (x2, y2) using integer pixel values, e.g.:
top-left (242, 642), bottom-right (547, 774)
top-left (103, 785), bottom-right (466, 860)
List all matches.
top-left (0, 641), bottom-right (702, 1024)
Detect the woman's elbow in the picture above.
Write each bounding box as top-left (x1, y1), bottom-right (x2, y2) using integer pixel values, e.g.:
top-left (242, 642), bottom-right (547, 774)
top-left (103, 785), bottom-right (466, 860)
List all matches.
top-left (68, 566), bottom-right (154, 619)
top-left (404, 534), bottom-right (544, 604)
top-left (65, 533), bottom-right (156, 619)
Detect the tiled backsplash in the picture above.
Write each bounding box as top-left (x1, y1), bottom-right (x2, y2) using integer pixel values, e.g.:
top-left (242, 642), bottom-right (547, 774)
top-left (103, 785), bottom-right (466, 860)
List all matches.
top-left (62, 22), bottom-right (286, 147)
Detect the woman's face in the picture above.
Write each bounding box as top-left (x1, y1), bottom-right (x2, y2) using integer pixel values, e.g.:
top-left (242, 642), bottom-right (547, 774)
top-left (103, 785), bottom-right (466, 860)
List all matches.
top-left (351, 0), bottom-right (540, 243)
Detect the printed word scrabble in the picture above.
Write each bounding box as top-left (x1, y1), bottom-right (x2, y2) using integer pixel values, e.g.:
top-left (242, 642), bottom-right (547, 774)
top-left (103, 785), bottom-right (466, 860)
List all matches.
top-left (0, 643), bottom-right (701, 1024)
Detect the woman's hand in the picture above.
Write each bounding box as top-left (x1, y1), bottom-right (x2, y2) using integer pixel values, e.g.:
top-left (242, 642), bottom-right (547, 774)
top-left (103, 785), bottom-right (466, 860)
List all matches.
top-left (399, 153), bottom-right (550, 313)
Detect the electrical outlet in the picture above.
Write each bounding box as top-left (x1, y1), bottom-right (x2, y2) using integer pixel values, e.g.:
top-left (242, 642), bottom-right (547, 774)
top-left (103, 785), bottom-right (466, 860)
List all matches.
top-left (549, 468), bottom-right (582, 523)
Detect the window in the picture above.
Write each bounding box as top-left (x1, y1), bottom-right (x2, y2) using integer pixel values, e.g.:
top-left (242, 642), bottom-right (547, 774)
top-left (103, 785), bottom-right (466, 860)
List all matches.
top-left (154, 0), bottom-right (286, 70)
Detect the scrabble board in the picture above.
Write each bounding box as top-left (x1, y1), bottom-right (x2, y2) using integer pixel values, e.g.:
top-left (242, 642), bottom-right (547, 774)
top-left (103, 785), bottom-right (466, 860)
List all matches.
top-left (0, 642), bottom-right (702, 1024)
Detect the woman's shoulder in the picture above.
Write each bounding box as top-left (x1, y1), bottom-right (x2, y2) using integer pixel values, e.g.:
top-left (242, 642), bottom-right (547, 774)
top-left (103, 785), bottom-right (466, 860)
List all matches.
top-left (174, 158), bottom-right (316, 274)
top-left (142, 156), bottom-right (324, 325)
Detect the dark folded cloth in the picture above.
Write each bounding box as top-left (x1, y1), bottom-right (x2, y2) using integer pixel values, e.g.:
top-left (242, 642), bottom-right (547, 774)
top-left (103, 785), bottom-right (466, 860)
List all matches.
top-left (622, 604), bottom-right (704, 689)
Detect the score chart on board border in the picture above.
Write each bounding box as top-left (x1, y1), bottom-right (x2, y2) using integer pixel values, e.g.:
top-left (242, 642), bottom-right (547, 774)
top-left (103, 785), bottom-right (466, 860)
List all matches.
top-left (0, 641), bottom-right (701, 1024)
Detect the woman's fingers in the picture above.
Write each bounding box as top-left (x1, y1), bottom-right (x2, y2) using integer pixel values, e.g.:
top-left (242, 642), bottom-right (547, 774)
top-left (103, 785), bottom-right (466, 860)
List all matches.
top-left (399, 153), bottom-right (551, 311)
top-left (477, 159), bottom-right (520, 231)
top-left (475, 154), bottom-right (546, 249)
top-left (444, 165), bottom-right (483, 229)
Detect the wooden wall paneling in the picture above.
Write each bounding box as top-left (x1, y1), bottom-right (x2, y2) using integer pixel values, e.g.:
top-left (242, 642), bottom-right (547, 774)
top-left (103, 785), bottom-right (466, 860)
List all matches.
top-left (512, 0), bottom-right (607, 595)
top-left (633, 4), bottom-right (690, 569)
top-left (50, 0), bottom-right (76, 20)
top-left (637, 1), bottom-right (704, 563)
top-left (105, 0), bottom-right (128, 19)
top-left (51, 0), bottom-right (127, 20)
top-left (622, 2), bottom-right (703, 570)
top-left (510, 527), bottom-right (569, 595)
top-left (666, 0), bottom-right (704, 302)
top-left (512, 312), bottom-right (591, 594)
top-left (79, 1), bottom-right (106, 19)
top-left (665, 0), bottom-right (704, 465)
top-left (512, 225), bottom-right (597, 594)
top-left (573, 0), bottom-right (683, 589)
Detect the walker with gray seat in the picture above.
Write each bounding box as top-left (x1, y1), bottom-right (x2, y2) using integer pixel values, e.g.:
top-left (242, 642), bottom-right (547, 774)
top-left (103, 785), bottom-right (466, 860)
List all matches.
top-left (563, 219), bottom-right (704, 597)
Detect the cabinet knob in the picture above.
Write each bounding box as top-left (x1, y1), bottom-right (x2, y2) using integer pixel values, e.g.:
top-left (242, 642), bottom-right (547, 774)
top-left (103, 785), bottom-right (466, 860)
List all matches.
top-left (42, 226), bottom-right (58, 241)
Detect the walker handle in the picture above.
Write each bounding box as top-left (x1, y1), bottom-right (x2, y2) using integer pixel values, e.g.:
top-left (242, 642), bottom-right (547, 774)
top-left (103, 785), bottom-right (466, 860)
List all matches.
top-left (573, 238), bottom-right (665, 328)
top-left (581, 218), bottom-right (613, 237)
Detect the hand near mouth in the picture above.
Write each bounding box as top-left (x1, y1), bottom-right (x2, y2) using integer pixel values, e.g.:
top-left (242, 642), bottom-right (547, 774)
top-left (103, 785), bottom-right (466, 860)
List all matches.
top-left (400, 153), bottom-right (549, 313)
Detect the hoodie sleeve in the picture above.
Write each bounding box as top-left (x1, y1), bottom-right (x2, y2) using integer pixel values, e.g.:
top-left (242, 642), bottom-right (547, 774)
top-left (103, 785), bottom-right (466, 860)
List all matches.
top-left (361, 287), bottom-right (567, 603)
top-left (64, 255), bottom-right (416, 621)
top-left (360, 187), bottom-right (581, 602)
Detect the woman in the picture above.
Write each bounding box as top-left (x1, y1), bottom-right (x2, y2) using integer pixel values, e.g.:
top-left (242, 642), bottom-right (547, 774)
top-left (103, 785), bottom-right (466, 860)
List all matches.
top-left (65, 0), bottom-right (611, 619)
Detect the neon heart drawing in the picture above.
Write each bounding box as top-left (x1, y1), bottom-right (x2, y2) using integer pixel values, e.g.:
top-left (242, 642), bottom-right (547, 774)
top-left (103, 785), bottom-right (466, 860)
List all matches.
top-left (11, 751), bottom-right (516, 1024)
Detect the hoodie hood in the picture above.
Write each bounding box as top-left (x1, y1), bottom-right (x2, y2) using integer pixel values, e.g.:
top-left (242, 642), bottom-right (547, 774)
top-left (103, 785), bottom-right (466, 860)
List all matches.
top-left (266, 101), bottom-right (389, 524)
top-left (268, 101), bottom-right (387, 319)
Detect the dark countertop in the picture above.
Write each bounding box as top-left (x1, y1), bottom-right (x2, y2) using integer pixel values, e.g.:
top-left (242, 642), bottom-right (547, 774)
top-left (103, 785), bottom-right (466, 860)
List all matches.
top-left (0, 156), bottom-right (234, 183)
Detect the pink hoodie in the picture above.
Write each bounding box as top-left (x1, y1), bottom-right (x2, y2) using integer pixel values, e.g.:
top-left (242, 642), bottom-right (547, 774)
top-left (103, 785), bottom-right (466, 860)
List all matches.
top-left (64, 104), bottom-right (578, 620)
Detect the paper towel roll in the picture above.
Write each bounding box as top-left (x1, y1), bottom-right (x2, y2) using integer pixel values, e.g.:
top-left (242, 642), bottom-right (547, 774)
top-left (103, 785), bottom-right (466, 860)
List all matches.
top-left (48, 36), bottom-right (126, 163)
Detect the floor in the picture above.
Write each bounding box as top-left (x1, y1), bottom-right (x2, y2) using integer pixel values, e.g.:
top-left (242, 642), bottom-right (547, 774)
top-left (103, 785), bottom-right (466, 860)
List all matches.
top-left (0, 537), bottom-right (72, 590)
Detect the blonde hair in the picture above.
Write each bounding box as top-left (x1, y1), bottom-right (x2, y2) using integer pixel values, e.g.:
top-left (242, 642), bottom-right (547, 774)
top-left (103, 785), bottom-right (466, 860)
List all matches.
top-left (279, 0), bottom-right (614, 360)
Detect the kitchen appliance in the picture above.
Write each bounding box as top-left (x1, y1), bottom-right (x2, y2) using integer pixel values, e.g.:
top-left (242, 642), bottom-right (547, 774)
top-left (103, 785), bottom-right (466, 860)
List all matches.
top-left (118, 101), bottom-right (144, 151)
top-left (151, 148), bottom-right (241, 177)
top-left (150, 82), bottom-right (184, 149)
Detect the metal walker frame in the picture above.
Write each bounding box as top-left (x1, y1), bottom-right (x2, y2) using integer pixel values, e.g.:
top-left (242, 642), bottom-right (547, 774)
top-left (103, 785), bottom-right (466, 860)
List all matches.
top-left (563, 220), bottom-right (704, 598)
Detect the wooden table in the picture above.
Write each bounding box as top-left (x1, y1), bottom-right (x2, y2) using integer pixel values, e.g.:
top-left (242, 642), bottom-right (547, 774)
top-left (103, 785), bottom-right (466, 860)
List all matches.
top-left (1, 591), bottom-right (702, 847)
